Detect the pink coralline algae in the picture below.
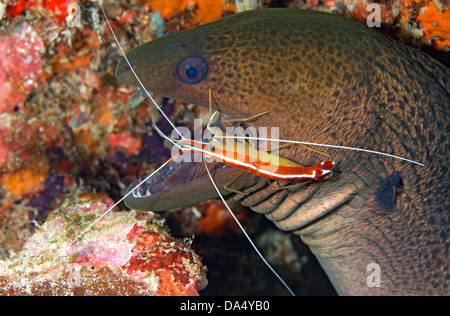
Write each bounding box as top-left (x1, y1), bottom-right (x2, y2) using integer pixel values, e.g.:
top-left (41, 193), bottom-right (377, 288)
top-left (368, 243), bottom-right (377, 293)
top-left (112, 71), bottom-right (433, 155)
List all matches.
top-left (0, 23), bottom-right (43, 113)
top-left (0, 194), bottom-right (207, 295)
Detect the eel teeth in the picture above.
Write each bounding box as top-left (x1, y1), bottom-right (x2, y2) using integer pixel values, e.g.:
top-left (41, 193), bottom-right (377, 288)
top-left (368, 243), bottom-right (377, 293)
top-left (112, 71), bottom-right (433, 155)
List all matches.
top-left (132, 190), bottom-right (143, 198)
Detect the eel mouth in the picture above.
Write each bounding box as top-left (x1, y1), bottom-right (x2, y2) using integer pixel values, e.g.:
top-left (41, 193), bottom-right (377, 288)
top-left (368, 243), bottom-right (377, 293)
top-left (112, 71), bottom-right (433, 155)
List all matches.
top-left (123, 155), bottom-right (247, 212)
top-left (123, 110), bottom-right (262, 212)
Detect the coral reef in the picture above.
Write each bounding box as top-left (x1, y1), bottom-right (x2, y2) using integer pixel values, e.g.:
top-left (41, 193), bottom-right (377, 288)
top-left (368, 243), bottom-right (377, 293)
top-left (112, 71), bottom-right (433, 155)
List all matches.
top-left (415, 2), bottom-right (450, 51)
top-left (0, 194), bottom-right (207, 295)
top-left (0, 1), bottom-right (160, 259)
top-left (6, 0), bottom-right (72, 24)
top-left (143, 0), bottom-right (237, 29)
top-left (286, 0), bottom-right (450, 55)
top-left (0, 23), bottom-right (43, 113)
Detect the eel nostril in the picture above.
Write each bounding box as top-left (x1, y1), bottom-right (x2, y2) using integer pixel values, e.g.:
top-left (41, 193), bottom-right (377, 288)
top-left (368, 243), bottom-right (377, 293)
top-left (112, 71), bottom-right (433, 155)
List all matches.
top-left (119, 60), bottom-right (136, 72)
top-left (122, 62), bottom-right (131, 71)
top-left (112, 54), bottom-right (122, 61)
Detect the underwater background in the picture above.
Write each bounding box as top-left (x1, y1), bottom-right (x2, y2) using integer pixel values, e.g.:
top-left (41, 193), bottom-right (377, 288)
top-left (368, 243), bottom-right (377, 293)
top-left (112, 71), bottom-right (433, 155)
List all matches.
top-left (0, 0), bottom-right (448, 295)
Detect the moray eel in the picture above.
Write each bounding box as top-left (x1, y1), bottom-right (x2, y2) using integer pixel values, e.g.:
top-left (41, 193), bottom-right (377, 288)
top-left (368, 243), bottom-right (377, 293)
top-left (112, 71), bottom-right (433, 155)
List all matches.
top-left (116, 9), bottom-right (449, 295)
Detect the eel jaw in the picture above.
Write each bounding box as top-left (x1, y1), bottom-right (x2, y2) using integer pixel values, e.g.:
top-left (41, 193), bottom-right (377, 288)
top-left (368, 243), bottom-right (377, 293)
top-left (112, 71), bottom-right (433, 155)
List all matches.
top-left (124, 158), bottom-right (253, 212)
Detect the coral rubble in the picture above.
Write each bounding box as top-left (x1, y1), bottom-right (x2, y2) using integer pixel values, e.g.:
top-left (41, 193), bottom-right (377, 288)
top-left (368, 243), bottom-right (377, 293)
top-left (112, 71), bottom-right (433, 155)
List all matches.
top-left (0, 194), bottom-right (207, 295)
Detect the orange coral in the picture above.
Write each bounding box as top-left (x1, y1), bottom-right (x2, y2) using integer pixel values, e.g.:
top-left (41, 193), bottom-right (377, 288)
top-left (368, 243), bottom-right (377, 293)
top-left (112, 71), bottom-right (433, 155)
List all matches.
top-left (183, 0), bottom-right (237, 27)
top-left (73, 125), bottom-right (99, 155)
top-left (0, 158), bottom-right (49, 195)
top-left (143, 0), bottom-right (236, 28)
top-left (157, 270), bottom-right (199, 296)
top-left (92, 99), bottom-right (115, 126)
top-left (144, 0), bottom-right (185, 20)
top-left (195, 200), bottom-right (229, 236)
top-left (417, 3), bottom-right (450, 51)
top-left (108, 132), bottom-right (142, 156)
top-left (347, 0), bottom-right (450, 52)
top-left (194, 200), bottom-right (247, 236)
top-left (47, 29), bottom-right (100, 77)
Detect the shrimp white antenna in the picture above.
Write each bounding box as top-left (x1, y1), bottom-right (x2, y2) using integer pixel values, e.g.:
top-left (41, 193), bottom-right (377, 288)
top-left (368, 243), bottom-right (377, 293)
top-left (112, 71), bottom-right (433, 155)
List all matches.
top-left (202, 159), bottom-right (296, 296)
top-left (150, 120), bottom-right (183, 150)
top-left (99, 2), bottom-right (185, 140)
top-left (215, 135), bottom-right (426, 167)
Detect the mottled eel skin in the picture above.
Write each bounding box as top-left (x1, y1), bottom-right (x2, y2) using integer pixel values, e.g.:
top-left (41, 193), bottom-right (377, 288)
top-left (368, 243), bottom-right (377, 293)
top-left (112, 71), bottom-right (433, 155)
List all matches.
top-left (116, 9), bottom-right (449, 295)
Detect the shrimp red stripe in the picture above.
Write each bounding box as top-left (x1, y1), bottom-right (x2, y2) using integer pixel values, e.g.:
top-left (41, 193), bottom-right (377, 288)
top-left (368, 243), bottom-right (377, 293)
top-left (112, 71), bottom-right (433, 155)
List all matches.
top-left (178, 137), bottom-right (335, 181)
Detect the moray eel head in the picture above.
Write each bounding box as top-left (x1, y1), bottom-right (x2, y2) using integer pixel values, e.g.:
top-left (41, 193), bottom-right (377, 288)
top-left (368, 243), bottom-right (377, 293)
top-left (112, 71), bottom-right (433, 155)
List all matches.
top-left (115, 9), bottom-right (373, 121)
top-left (116, 24), bottom-right (215, 109)
top-left (115, 9), bottom-right (379, 211)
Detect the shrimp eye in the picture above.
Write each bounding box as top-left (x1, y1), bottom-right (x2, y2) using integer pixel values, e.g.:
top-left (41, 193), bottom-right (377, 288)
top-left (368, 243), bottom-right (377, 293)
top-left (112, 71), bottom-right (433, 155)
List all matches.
top-left (176, 56), bottom-right (208, 84)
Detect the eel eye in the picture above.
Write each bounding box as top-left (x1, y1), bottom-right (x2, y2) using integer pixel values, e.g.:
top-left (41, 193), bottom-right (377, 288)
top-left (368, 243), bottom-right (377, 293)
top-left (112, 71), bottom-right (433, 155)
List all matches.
top-left (176, 56), bottom-right (208, 84)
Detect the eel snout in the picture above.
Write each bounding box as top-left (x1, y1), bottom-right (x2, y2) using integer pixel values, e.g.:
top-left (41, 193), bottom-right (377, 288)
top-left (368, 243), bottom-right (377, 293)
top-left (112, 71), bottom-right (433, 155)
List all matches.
top-left (124, 155), bottom-right (257, 211)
